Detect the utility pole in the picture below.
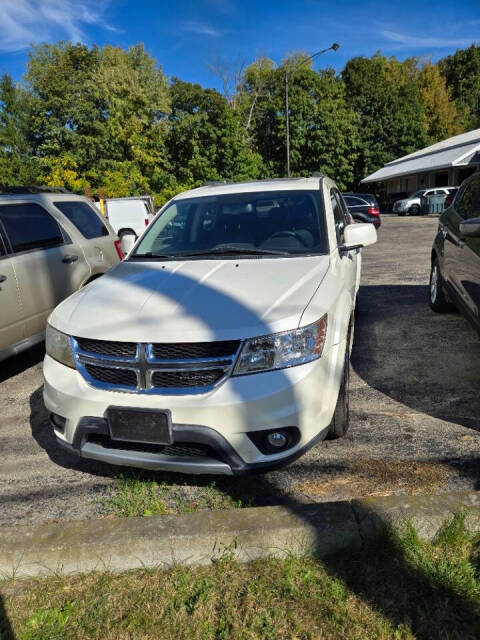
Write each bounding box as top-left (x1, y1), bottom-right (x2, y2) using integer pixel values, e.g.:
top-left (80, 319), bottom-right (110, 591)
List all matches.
top-left (285, 43), bottom-right (340, 178)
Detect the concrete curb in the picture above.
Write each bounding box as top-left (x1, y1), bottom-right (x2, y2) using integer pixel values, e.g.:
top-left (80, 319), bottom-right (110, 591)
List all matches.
top-left (2, 490), bottom-right (480, 578)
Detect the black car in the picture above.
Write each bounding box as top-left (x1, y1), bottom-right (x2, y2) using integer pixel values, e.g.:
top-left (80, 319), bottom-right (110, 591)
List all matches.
top-left (342, 193), bottom-right (381, 228)
top-left (430, 171), bottom-right (480, 332)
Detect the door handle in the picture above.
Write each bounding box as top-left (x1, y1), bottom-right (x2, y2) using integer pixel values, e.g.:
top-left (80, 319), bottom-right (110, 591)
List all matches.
top-left (0, 275), bottom-right (6, 283)
top-left (62, 255), bottom-right (79, 264)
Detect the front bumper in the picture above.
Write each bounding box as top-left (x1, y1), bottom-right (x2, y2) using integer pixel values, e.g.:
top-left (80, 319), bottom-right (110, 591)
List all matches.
top-left (43, 341), bottom-right (344, 475)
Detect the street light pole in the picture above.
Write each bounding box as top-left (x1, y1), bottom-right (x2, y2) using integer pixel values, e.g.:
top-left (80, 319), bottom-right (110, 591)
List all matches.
top-left (285, 70), bottom-right (290, 179)
top-left (285, 43), bottom-right (339, 178)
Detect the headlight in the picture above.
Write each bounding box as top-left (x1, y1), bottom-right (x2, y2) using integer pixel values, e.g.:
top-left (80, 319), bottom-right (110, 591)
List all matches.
top-left (45, 324), bottom-right (75, 369)
top-left (233, 315), bottom-right (327, 376)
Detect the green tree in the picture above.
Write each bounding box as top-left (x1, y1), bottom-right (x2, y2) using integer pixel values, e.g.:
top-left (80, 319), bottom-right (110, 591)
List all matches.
top-left (418, 61), bottom-right (461, 143)
top-left (23, 41), bottom-right (170, 195)
top-left (0, 73), bottom-right (37, 185)
top-left (237, 55), bottom-right (360, 189)
top-left (342, 54), bottom-right (429, 186)
top-left (439, 45), bottom-right (480, 129)
top-left (165, 79), bottom-right (263, 187)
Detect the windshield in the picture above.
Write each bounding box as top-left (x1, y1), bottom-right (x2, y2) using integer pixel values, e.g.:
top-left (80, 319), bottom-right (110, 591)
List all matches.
top-left (409, 190), bottom-right (426, 199)
top-left (132, 190), bottom-right (327, 259)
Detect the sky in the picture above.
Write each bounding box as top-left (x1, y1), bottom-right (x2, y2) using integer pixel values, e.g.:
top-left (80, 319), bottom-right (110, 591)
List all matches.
top-left (0, 0), bottom-right (478, 89)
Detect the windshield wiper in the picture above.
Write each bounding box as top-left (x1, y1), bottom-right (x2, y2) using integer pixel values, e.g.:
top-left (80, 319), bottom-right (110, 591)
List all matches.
top-left (129, 252), bottom-right (173, 259)
top-left (175, 246), bottom-right (291, 257)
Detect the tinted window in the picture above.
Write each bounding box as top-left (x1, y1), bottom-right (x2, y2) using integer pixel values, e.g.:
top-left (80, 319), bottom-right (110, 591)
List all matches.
top-left (343, 196), bottom-right (364, 207)
top-left (457, 178), bottom-right (480, 219)
top-left (0, 203), bottom-right (64, 253)
top-left (134, 190), bottom-right (327, 258)
top-left (331, 190), bottom-right (347, 243)
top-left (55, 200), bottom-right (109, 239)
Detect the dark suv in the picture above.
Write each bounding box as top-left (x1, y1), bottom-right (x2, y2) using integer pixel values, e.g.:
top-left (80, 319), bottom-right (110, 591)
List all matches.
top-left (429, 172), bottom-right (480, 331)
top-left (342, 193), bottom-right (381, 228)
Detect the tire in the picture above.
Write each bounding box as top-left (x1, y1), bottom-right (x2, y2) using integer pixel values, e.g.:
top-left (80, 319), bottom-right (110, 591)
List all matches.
top-left (409, 204), bottom-right (420, 215)
top-left (429, 257), bottom-right (455, 313)
top-left (119, 230), bottom-right (137, 253)
top-left (327, 338), bottom-right (350, 440)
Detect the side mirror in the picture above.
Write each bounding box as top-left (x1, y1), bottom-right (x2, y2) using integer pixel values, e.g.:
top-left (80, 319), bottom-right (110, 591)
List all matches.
top-left (341, 223), bottom-right (377, 251)
top-left (460, 217), bottom-right (480, 238)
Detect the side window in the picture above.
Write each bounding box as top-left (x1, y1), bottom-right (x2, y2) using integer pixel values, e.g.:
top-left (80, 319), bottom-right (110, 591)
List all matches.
top-left (330, 189), bottom-right (347, 244)
top-left (456, 179), bottom-right (480, 219)
top-left (0, 203), bottom-right (64, 254)
top-left (344, 196), bottom-right (364, 207)
top-left (54, 201), bottom-right (109, 239)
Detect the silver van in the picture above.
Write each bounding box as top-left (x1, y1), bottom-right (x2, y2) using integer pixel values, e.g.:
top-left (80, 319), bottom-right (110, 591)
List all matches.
top-left (0, 188), bottom-right (122, 361)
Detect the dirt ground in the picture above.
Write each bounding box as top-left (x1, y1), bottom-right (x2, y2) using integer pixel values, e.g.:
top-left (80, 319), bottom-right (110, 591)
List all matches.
top-left (2, 214), bottom-right (480, 527)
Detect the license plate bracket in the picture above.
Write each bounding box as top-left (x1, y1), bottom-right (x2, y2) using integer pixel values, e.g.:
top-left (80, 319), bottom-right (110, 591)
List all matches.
top-left (106, 407), bottom-right (173, 445)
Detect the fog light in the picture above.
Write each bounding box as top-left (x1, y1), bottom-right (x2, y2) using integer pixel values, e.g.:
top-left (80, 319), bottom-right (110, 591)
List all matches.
top-left (266, 432), bottom-right (288, 449)
top-left (50, 413), bottom-right (66, 433)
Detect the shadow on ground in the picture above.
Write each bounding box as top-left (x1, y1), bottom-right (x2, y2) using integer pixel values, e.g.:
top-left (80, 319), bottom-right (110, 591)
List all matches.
top-left (352, 284), bottom-right (480, 430)
top-left (23, 268), bottom-right (480, 636)
top-left (0, 594), bottom-right (14, 640)
top-left (0, 342), bottom-right (44, 384)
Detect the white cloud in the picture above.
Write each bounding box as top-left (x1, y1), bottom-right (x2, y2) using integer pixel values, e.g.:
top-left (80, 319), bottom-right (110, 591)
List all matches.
top-left (381, 29), bottom-right (476, 49)
top-left (0, 0), bottom-right (115, 52)
top-left (181, 21), bottom-right (220, 37)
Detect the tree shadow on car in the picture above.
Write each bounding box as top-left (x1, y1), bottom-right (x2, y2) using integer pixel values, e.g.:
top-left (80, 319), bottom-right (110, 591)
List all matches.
top-left (352, 283), bottom-right (480, 431)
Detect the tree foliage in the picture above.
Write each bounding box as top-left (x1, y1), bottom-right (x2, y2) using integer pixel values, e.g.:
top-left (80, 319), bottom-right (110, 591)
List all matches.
top-left (0, 41), bottom-right (478, 196)
top-left (439, 45), bottom-right (480, 129)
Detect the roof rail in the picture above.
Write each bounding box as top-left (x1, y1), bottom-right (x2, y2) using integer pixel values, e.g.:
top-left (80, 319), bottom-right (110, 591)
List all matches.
top-left (310, 172), bottom-right (325, 178)
top-left (201, 180), bottom-right (231, 187)
top-left (0, 185), bottom-right (72, 195)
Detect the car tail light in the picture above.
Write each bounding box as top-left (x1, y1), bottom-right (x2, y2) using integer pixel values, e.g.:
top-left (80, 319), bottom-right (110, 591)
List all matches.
top-left (444, 194), bottom-right (453, 208)
top-left (114, 239), bottom-right (125, 260)
top-left (145, 218), bottom-right (149, 226)
top-left (368, 207), bottom-right (380, 216)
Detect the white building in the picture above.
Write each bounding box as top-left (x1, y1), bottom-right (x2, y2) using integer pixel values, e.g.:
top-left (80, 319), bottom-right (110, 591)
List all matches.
top-left (362, 128), bottom-right (480, 195)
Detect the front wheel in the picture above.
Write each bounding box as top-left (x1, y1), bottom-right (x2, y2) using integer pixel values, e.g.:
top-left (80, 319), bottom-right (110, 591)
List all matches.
top-left (429, 258), bottom-right (455, 313)
top-left (409, 204), bottom-right (420, 215)
top-left (327, 343), bottom-right (350, 440)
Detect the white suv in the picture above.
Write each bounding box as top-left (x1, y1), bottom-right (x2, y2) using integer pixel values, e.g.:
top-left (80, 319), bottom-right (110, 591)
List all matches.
top-left (43, 177), bottom-right (376, 475)
top-left (393, 187), bottom-right (456, 215)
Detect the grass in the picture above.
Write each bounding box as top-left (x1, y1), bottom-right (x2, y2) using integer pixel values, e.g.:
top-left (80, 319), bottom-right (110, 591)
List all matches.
top-left (3, 514), bottom-right (480, 639)
top-left (99, 474), bottom-right (247, 517)
top-left (294, 458), bottom-right (449, 499)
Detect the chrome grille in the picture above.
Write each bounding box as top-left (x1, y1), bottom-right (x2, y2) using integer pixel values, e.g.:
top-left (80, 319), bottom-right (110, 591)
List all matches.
top-left (152, 341), bottom-right (240, 360)
top-left (72, 337), bottom-right (241, 394)
top-left (76, 337), bottom-right (137, 358)
top-left (84, 364), bottom-right (138, 387)
top-left (151, 368), bottom-right (225, 388)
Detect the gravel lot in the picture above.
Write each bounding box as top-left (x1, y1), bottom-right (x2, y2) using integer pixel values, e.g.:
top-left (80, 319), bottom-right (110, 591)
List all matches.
top-left (2, 214), bottom-right (480, 527)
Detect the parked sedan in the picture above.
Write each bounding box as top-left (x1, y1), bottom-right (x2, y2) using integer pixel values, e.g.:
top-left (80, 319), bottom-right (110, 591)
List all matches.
top-left (429, 172), bottom-right (480, 332)
top-left (343, 193), bottom-right (381, 228)
top-left (44, 176), bottom-right (377, 476)
top-left (0, 188), bottom-right (122, 361)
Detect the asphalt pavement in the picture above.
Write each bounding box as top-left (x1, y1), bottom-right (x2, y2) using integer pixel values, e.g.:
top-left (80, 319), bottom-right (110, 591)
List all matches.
top-left (2, 214), bottom-right (480, 527)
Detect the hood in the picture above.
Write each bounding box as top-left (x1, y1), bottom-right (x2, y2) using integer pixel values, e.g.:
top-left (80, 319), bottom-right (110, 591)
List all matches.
top-left (50, 256), bottom-right (330, 342)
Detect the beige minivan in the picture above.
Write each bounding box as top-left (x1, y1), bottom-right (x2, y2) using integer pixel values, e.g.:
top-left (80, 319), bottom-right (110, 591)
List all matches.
top-left (0, 189), bottom-right (122, 361)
